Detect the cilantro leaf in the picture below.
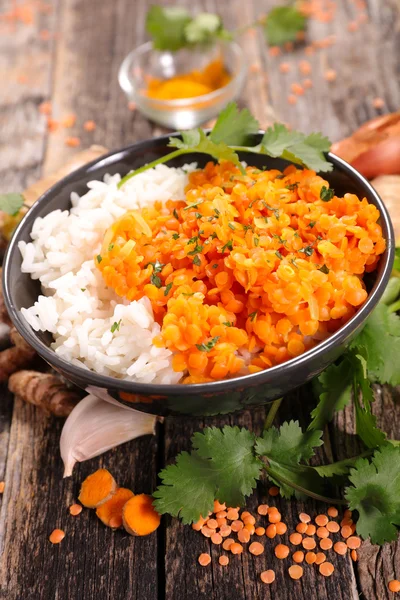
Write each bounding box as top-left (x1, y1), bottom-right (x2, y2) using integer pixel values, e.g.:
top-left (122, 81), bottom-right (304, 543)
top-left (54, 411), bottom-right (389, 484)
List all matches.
top-left (153, 451), bottom-right (215, 524)
top-left (146, 6), bottom-right (191, 51)
top-left (193, 426), bottom-right (263, 506)
top-left (259, 124), bottom-right (332, 173)
top-left (345, 444), bottom-right (400, 544)
top-left (110, 319), bottom-right (122, 333)
top-left (153, 426), bottom-right (263, 523)
top-left (394, 247), bottom-right (400, 271)
top-left (265, 6), bottom-right (306, 46)
top-left (196, 336), bottom-right (219, 352)
top-left (169, 128), bottom-right (244, 173)
top-left (309, 358), bottom-right (353, 431)
top-left (210, 102), bottom-right (259, 146)
top-left (351, 304), bottom-right (400, 386)
top-left (0, 192), bottom-right (25, 216)
top-left (184, 12), bottom-right (224, 45)
top-left (320, 186), bottom-right (335, 201)
top-left (255, 421), bottom-right (324, 497)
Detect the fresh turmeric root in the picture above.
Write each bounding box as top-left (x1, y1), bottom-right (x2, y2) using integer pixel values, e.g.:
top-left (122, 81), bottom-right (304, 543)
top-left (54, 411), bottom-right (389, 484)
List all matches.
top-left (0, 329), bottom-right (36, 382)
top-left (8, 369), bottom-right (81, 416)
top-left (96, 488), bottom-right (134, 528)
top-left (122, 494), bottom-right (161, 536)
top-left (78, 469), bottom-right (117, 508)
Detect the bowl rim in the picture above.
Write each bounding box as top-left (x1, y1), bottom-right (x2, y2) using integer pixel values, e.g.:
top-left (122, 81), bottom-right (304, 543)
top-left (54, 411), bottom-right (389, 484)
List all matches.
top-left (118, 40), bottom-right (247, 108)
top-left (3, 134), bottom-right (395, 396)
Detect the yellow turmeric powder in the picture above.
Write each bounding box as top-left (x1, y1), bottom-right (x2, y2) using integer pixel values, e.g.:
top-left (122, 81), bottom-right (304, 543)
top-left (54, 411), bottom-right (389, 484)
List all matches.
top-left (78, 468), bottom-right (117, 508)
top-left (122, 494), bottom-right (161, 536)
top-left (145, 58), bottom-right (231, 100)
top-left (96, 488), bottom-right (134, 528)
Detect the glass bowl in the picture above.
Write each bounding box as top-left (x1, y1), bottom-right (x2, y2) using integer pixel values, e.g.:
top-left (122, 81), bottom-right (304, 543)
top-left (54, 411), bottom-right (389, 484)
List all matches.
top-left (118, 40), bottom-right (246, 129)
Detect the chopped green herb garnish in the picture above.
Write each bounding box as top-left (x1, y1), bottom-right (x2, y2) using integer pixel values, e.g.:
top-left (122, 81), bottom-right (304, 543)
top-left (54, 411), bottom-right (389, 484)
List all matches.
top-left (164, 282), bottom-right (173, 296)
top-left (182, 292), bottom-right (194, 296)
top-left (151, 273), bottom-right (162, 288)
top-left (81, 288), bottom-right (86, 292)
top-left (196, 336), bottom-right (220, 352)
top-left (320, 186), bottom-right (335, 202)
top-left (299, 245), bottom-right (314, 257)
top-left (319, 264), bottom-right (330, 274)
top-left (249, 311), bottom-right (257, 321)
top-left (223, 322), bottom-right (233, 327)
top-left (254, 237), bottom-right (259, 247)
top-left (184, 201), bottom-right (203, 211)
top-left (212, 263), bottom-right (218, 269)
top-left (214, 208), bottom-right (221, 216)
top-left (286, 182), bottom-right (299, 191)
top-left (317, 235), bottom-right (323, 240)
top-left (228, 222), bottom-right (235, 230)
top-left (110, 319), bottom-right (122, 333)
top-left (243, 224), bottom-right (253, 233)
top-left (187, 236), bottom-right (199, 245)
top-left (193, 255), bottom-right (201, 266)
top-left (195, 212), bottom-right (202, 219)
top-left (289, 258), bottom-right (298, 269)
top-left (173, 208), bottom-right (179, 220)
top-left (221, 240), bottom-right (233, 253)
top-left (188, 244), bottom-right (203, 256)
top-left (148, 260), bottom-right (164, 273)
top-left (96, 254), bottom-right (102, 263)
top-left (309, 221), bottom-right (316, 228)
top-left (210, 232), bottom-right (218, 239)
top-left (172, 233), bottom-right (180, 240)
top-left (275, 251), bottom-right (283, 259)
top-left (108, 243), bottom-right (114, 252)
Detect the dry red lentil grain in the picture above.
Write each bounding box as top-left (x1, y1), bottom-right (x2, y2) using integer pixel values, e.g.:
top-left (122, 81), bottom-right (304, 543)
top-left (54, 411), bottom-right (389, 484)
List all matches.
top-left (269, 46), bottom-right (281, 57)
top-left (230, 542), bottom-right (244, 555)
top-left (327, 507), bottom-right (338, 518)
top-left (344, 510), bottom-right (352, 518)
top-left (346, 536), bottom-right (361, 550)
top-left (207, 519), bottom-right (218, 530)
top-left (49, 529), bottom-right (65, 544)
top-left (351, 550), bottom-right (358, 562)
top-left (227, 509), bottom-right (239, 521)
top-left (83, 120), bottom-right (96, 132)
top-left (0, 482), bottom-right (5, 494)
top-left (299, 60), bottom-right (312, 75)
top-left (291, 82), bottom-right (304, 96)
top-left (198, 553), bottom-right (211, 566)
top-left (388, 580), bottom-right (400, 593)
top-left (39, 101), bottom-right (52, 115)
top-left (222, 538), bottom-right (235, 551)
top-left (266, 524), bottom-right (277, 539)
top-left (257, 504), bottom-right (269, 516)
top-left (287, 94), bottom-right (297, 105)
top-left (260, 570), bottom-right (276, 584)
top-left (306, 524), bottom-right (316, 536)
top-left (128, 101), bottom-right (137, 111)
top-left (316, 527), bottom-right (329, 539)
top-left (279, 62), bottom-right (291, 74)
top-left (302, 537), bottom-right (316, 550)
top-left (288, 565), bottom-right (303, 580)
top-left (243, 514), bottom-right (256, 525)
top-left (341, 525), bottom-right (352, 539)
top-left (327, 521), bottom-right (340, 533)
top-left (296, 523), bottom-right (308, 534)
top-left (347, 20), bottom-right (358, 31)
top-left (245, 523), bottom-right (255, 535)
top-left (61, 114), bottom-right (77, 128)
top-left (289, 532), bottom-right (303, 546)
top-left (217, 517), bottom-right (227, 528)
top-left (65, 136), bottom-right (81, 148)
top-left (269, 486), bottom-right (279, 497)
top-left (334, 542), bottom-right (348, 556)
top-left (302, 78), bottom-right (313, 89)
top-left (319, 562), bottom-right (335, 577)
top-left (249, 542), bottom-right (264, 556)
top-left (268, 511), bottom-right (281, 524)
top-left (275, 544), bottom-right (290, 559)
top-left (293, 551), bottom-right (304, 563)
top-left (341, 518), bottom-right (353, 527)
top-left (299, 513), bottom-right (311, 523)
top-left (69, 504), bottom-right (82, 516)
top-left (315, 553), bottom-right (326, 565)
top-left (324, 69), bottom-right (337, 82)
top-left (211, 532), bottom-right (223, 545)
top-left (315, 515), bottom-right (328, 527)
top-left (219, 555), bottom-right (229, 566)
top-left (305, 551), bottom-right (317, 565)
top-left (214, 500), bottom-right (226, 512)
top-left (238, 529), bottom-right (251, 544)
top-left (219, 525), bottom-right (232, 538)
top-left (216, 511), bottom-right (227, 519)
top-left (255, 527), bottom-right (265, 536)
top-left (231, 520), bottom-right (244, 532)
top-left (201, 526), bottom-right (213, 538)
top-left (276, 522), bottom-right (287, 535)
top-left (372, 97), bottom-right (385, 108)
top-left (320, 538), bottom-right (333, 551)
top-left (192, 517), bottom-right (206, 531)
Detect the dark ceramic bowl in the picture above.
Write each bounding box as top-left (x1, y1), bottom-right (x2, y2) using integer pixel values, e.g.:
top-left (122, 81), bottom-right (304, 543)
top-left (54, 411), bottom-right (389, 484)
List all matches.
top-left (3, 134), bottom-right (395, 416)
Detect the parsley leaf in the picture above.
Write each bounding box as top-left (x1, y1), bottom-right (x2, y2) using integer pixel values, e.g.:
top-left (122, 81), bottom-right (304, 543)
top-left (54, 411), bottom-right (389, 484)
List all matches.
top-left (150, 273), bottom-right (162, 288)
top-left (0, 192), bottom-right (25, 216)
top-left (265, 5), bottom-right (306, 46)
top-left (320, 186), bottom-right (335, 201)
top-left (153, 427), bottom-right (263, 523)
top-left (309, 358), bottom-right (353, 431)
top-left (210, 102), bottom-right (259, 146)
top-left (96, 254), bottom-right (102, 263)
top-left (345, 444), bottom-right (400, 544)
top-left (221, 240), bottom-right (233, 253)
top-left (196, 336), bottom-right (220, 352)
top-left (193, 255), bottom-right (201, 266)
top-left (110, 319), bottom-right (122, 333)
top-left (255, 421), bottom-right (324, 498)
top-left (164, 282), bottom-right (173, 296)
top-left (146, 6), bottom-right (191, 51)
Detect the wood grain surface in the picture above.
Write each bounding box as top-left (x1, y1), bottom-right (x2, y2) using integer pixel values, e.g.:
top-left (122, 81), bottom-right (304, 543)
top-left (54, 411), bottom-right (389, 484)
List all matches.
top-left (0, 0), bottom-right (399, 599)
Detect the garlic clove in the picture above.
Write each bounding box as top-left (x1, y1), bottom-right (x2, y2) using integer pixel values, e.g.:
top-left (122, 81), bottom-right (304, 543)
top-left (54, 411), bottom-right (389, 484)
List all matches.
top-left (60, 394), bottom-right (157, 477)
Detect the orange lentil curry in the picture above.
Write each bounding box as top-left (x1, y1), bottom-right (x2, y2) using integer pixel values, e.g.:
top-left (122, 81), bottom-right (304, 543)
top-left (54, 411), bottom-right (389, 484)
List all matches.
top-left (96, 161), bottom-right (385, 383)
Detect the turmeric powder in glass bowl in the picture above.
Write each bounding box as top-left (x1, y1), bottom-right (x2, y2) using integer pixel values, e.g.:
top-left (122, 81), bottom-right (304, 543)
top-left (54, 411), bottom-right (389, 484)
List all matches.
top-left (118, 41), bottom-right (246, 129)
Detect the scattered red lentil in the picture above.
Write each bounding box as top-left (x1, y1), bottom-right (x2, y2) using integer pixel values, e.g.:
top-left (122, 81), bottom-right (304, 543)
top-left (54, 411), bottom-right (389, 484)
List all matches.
top-left (288, 565), bottom-right (303, 580)
top-left (266, 524), bottom-right (277, 538)
top-left (305, 45), bottom-right (315, 55)
top-left (260, 569), bottom-right (276, 584)
top-left (291, 82), bottom-right (305, 96)
top-left (49, 529), bottom-right (65, 544)
top-left (65, 136), bottom-right (81, 148)
top-left (388, 580), bottom-right (400, 593)
top-left (217, 517), bottom-right (227, 528)
top-left (276, 522), bottom-right (287, 535)
top-left (315, 514), bottom-right (328, 527)
top-left (305, 551), bottom-right (317, 564)
top-left (245, 523), bottom-right (255, 535)
top-left (269, 487), bottom-right (280, 497)
top-left (299, 60), bottom-right (312, 75)
top-left (231, 520), bottom-right (244, 532)
top-left (219, 555), bottom-right (229, 566)
top-left (372, 97), bottom-right (385, 109)
top-left (327, 507), bottom-right (338, 518)
top-left (39, 101), bottom-right (52, 115)
top-left (238, 528), bottom-right (251, 544)
top-left (306, 524), bottom-right (316, 536)
top-left (327, 521), bottom-right (340, 533)
top-left (347, 20), bottom-right (358, 31)
top-left (279, 62), bottom-right (291, 74)
top-left (257, 504), bottom-right (269, 516)
top-left (192, 517), bottom-right (206, 531)
top-left (198, 553), bottom-right (211, 566)
top-left (319, 562), bottom-right (335, 577)
top-left (201, 525), bottom-right (213, 538)
top-left (222, 538), bottom-right (234, 551)
top-left (230, 542), bottom-right (244, 555)
top-left (302, 537), bottom-right (316, 550)
top-left (287, 94), bottom-right (297, 105)
top-left (316, 526), bottom-right (329, 539)
top-left (227, 509), bottom-right (239, 521)
top-left (84, 120), bottom-right (96, 132)
top-left (333, 542), bottom-right (348, 556)
top-left (268, 511), bottom-right (281, 524)
top-left (0, 481), bottom-right (4, 494)
top-left (61, 114), bottom-right (77, 128)
top-left (346, 536), bottom-right (361, 550)
top-left (320, 538), bottom-right (333, 551)
top-left (269, 46), bottom-right (281, 57)
top-left (324, 69), bottom-right (337, 82)
top-left (351, 550), bottom-right (358, 562)
top-left (128, 101), bottom-right (137, 111)
top-left (289, 532), bottom-right (303, 546)
top-left (211, 532), bottom-right (223, 545)
top-left (275, 544), bottom-right (290, 559)
top-left (249, 541), bottom-right (264, 556)
top-left (315, 553), bottom-right (326, 565)
top-left (207, 518), bottom-right (218, 530)
top-left (344, 510), bottom-right (352, 518)
top-left (296, 523), bottom-right (308, 534)
top-left (293, 551), bottom-right (305, 563)
top-left (249, 63), bottom-right (261, 74)
top-left (341, 525), bottom-right (352, 539)
top-left (299, 513), bottom-right (311, 523)
top-left (242, 514), bottom-right (256, 525)
top-left (255, 527), bottom-right (265, 536)
top-left (69, 504), bottom-right (82, 516)
top-left (219, 524), bottom-right (232, 538)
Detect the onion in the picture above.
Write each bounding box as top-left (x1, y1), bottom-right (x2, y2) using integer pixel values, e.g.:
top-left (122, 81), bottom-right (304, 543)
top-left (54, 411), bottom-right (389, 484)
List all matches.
top-left (370, 174), bottom-right (400, 241)
top-left (60, 394), bottom-right (158, 477)
top-left (352, 137), bottom-right (400, 179)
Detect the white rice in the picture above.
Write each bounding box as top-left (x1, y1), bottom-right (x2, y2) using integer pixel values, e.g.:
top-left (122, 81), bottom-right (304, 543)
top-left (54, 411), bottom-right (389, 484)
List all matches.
top-left (19, 164), bottom-right (196, 384)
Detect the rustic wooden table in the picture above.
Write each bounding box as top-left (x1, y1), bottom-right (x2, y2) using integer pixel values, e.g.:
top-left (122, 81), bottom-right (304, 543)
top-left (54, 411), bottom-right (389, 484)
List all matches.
top-left (1, 0), bottom-right (400, 598)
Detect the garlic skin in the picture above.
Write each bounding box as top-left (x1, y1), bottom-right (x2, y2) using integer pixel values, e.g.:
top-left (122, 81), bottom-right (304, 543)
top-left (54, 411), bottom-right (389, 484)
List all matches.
top-left (60, 394), bottom-right (157, 477)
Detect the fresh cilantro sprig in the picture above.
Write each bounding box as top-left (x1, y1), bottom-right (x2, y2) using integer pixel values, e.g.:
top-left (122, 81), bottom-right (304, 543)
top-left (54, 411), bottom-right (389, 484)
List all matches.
top-left (118, 102), bottom-right (332, 189)
top-left (146, 5), bottom-right (306, 51)
top-left (0, 193), bottom-right (25, 216)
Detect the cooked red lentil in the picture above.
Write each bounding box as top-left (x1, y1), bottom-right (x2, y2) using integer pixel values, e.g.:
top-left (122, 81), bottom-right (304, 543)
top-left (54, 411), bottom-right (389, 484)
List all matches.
top-left (97, 161), bottom-right (385, 383)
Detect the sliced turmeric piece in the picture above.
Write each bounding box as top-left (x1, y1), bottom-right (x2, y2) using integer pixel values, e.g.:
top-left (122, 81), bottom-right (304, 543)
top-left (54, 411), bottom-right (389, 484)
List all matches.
top-left (122, 493), bottom-right (161, 536)
top-left (78, 469), bottom-right (117, 508)
top-left (96, 487), bottom-right (134, 529)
